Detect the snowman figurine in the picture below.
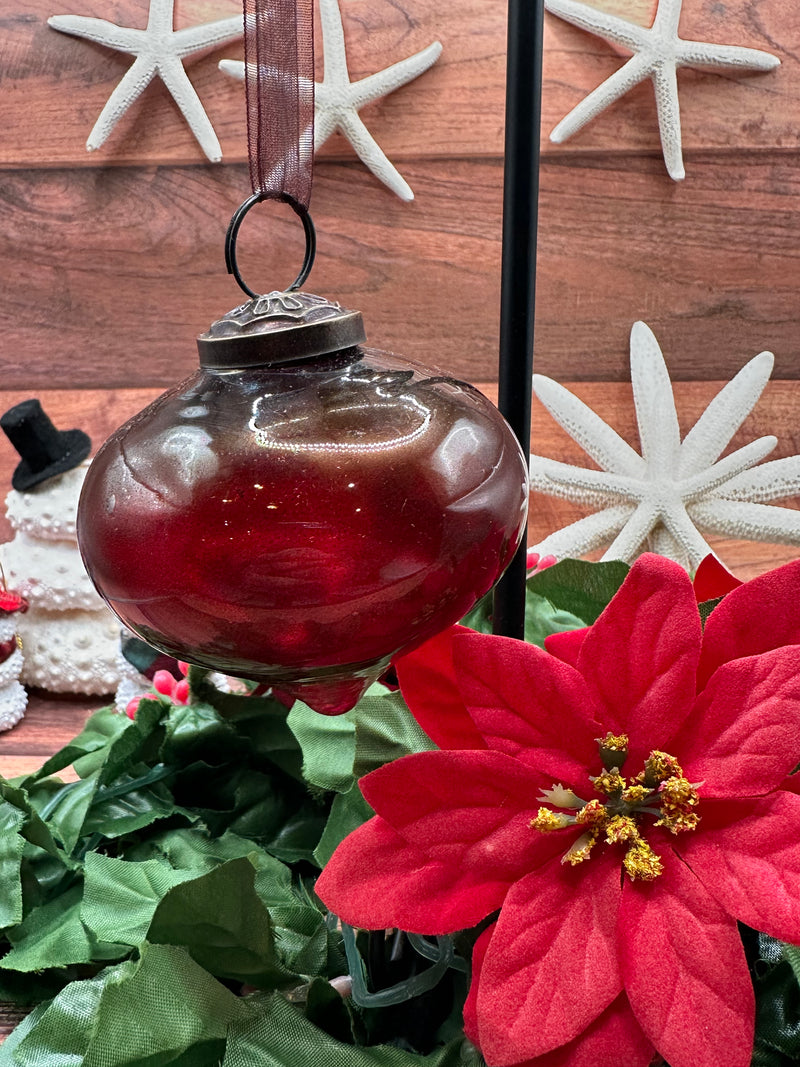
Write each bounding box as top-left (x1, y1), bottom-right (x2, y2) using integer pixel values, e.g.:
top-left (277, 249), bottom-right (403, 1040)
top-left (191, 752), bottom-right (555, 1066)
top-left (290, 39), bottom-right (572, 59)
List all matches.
top-left (0, 400), bottom-right (121, 695)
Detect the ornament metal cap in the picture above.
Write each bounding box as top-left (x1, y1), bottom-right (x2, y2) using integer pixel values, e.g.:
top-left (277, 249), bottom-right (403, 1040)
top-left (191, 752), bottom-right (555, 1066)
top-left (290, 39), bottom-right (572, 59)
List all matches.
top-left (1, 399), bottom-right (91, 491)
top-left (197, 290), bottom-right (366, 370)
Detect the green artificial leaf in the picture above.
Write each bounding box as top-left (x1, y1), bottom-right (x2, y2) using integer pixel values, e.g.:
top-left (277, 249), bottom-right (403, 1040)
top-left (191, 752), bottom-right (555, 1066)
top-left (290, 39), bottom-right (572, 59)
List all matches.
top-left (305, 974), bottom-right (359, 1045)
top-left (222, 698), bottom-right (306, 782)
top-left (0, 1003), bottom-right (50, 1065)
top-left (268, 904), bottom-right (329, 976)
top-left (752, 959), bottom-right (800, 1066)
top-left (21, 705), bottom-right (129, 784)
top-left (288, 700), bottom-right (357, 793)
top-left (353, 688), bottom-right (436, 779)
top-left (95, 696), bottom-right (167, 785)
top-left (0, 882), bottom-right (126, 972)
top-left (459, 593), bottom-right (492, 635)
top-left (523, 592), bottom-right (586, 649)
top-left (782, 943), bottom-right (800, 987)
top-left (147, 857), bottom-right (296, 989)
top-left (82, 853), bottom-right (197, 947)
top-left (0, 779), bottom-right (64, 860)
top-left (11, 943), bottom-right (248, 1067)
top-left (81, 767), bottom-right (185, 839)
top-left (314, 783), bottom-right (373, 868)
top-left (160, 700), bottom-right (243, 765)
top-left (41, 772), bottom-right (101, 854)
top-left (526, 558), bottom-right (629, 626)
top-left (698, 596), bottom-right (724, 627)
top-left (222, 991), bottom-right (472, 1067)
top-left (131, 826), bottom-right (297, 906)
top-left (0, 802), bottom-right (26, 928)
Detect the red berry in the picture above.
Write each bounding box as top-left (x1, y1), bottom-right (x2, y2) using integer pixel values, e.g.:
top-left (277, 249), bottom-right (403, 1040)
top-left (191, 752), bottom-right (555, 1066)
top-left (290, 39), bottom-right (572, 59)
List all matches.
top-left (152, 670), bottom-right (176, 696)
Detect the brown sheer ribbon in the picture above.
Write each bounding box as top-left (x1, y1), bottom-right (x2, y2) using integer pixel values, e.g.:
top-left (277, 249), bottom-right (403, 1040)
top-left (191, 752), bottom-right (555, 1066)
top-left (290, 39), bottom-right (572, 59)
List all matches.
top-left (243, 0), bottom-right (315, 209)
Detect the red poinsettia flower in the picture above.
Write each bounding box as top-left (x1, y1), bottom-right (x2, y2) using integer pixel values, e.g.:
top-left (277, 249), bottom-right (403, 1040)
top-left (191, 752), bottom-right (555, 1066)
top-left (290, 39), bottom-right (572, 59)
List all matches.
top-left (316, 554), bottom-right (800, 1067)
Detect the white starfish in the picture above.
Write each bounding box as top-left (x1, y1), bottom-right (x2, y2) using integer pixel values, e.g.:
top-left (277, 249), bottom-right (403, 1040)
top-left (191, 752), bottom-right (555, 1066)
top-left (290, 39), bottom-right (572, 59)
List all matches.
top-left (545, 0), bottom-right (779, 180)
top-left (48, 0), bottom-right (243, 162)
top-left (529, 322), bottom-right (800, 572)
top-left (220, 0), bottom-right (442, 201)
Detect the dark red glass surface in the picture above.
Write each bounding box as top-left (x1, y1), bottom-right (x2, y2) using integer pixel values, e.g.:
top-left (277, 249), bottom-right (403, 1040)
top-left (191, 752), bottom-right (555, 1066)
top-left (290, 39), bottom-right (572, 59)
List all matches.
top-left (78, 348), bottom-right (527, 713)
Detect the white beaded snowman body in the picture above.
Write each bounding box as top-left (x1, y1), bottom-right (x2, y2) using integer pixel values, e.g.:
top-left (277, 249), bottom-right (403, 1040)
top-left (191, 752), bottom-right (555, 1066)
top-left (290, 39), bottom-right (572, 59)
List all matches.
top-left (0, 401), bottom-right (121, 695)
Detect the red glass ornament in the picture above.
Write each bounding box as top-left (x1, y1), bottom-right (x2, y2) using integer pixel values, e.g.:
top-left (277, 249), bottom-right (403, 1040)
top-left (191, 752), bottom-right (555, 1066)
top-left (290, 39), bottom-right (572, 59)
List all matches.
top-left (78, 293), bottom-right (527, 713)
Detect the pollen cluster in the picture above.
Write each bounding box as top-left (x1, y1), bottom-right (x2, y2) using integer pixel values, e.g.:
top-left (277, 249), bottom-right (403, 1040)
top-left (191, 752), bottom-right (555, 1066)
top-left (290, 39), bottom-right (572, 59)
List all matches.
top-left (529, 733), bottom-right (700, 881)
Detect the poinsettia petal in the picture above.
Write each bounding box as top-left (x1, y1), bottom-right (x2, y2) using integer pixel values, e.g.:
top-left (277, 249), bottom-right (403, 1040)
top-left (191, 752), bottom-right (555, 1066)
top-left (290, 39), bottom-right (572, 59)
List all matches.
top-left (619, 849), bottom-right (754, 1067)
top-left (466, 925), bottom-right (654, 1067)
top-left (359, 749), bottom-right (560, 882)
top-left (692, 554), bottom-right (741, 602)
top-left (395, 625), bottom-right (486, 750)
top-left (678, 647), bottom-right (800, 797)
top-left (678, 793), bottom-right (800, 944)
top-left (475, 851), bottom-right (623, 1064)
top-left (698, 558), bottom-right (800, 689)
top-left (452, 632), bottom-right (601, 785)
top-left (316, 816), bottom-right (514, 933)
top-left (577, 555), bottom-right (701, 764)
top-left (462, 921), bottom-right (494, 1049)
top-left (544, 626), bottom-right (588, 667)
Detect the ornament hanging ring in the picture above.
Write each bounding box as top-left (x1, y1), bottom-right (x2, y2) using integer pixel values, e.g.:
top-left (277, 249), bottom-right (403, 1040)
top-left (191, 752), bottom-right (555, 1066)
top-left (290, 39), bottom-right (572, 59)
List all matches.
top-left (225, 192), bottom-right (317, 299)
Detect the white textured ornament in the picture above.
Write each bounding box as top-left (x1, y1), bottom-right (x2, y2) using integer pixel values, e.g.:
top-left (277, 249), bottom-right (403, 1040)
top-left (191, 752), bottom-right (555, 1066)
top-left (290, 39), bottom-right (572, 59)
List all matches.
top-left (219, 0), bottom-right (442, 201)
top-left (545, 0), bottom-right (779, 180)
top-left (0, 682), bottom-right (27, 733)
top-left (529, 321), bottom-right (800, 571)
top-left (0, 611), bottom-right (26, 731)
top-left (18, 608), bottom-right (120, 695)
top-left (3, 530), bottom-right (107, 611)
top-left (5, 463), bottom-right (88, 540)
top-left (2, 459), bottom-right (121, 693)
top-left (48, 0), bottom-right (242, 162)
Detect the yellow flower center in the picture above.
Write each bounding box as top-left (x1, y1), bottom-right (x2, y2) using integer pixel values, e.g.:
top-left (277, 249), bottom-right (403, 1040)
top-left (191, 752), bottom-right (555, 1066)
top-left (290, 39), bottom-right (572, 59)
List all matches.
top-left (529, 733), bottom-right (701, 881)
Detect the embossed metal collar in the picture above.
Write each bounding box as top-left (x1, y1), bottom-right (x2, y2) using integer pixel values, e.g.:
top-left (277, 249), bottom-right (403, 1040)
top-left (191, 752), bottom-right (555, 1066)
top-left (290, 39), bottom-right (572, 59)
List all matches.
top-left (197, 291), bottom-right (366, 369)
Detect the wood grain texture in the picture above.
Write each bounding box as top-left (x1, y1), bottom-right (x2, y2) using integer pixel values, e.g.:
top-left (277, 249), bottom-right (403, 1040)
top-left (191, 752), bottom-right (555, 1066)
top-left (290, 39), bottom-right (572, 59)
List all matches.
top-left (3, 151), bottom-right (800, 388)
top-left (1, 0), bottom-right (796, 168)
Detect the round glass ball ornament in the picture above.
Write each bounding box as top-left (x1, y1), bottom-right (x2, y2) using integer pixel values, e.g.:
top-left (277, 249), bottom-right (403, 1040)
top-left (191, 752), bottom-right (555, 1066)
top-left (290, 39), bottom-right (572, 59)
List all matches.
top-left (77, 292), bottom-right (528, 714)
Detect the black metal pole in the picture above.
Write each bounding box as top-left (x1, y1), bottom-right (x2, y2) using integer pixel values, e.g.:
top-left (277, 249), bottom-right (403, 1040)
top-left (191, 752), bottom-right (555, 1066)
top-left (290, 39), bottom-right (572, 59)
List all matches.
top-left (492, 0), bottom-right (545, 640)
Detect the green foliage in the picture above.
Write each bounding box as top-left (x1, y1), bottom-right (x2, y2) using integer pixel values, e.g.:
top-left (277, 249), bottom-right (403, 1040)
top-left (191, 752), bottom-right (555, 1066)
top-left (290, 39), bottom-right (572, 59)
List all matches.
top-left (0, 670), bottom-right (463, 1064)
top-left (460, 558), bottom-right (629, 644)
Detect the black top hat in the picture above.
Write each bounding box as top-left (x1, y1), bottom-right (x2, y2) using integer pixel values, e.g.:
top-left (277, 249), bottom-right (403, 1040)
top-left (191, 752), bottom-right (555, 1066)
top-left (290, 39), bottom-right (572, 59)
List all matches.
top-left (0, 399), bottom-right (91, 491)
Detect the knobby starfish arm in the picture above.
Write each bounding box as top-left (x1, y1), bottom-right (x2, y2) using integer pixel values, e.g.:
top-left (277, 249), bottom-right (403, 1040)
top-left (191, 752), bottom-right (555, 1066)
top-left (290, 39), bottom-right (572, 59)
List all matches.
top-left (539, 461), bottom-right (638, 499)
top-left (688, 499), bottom-right (800, 545)
top-left (544, 0), bottom-right (649, 52)
top-left (158, 57), bottom-right (223, 162)
top-left (86, 56), bottom-right (158, 150)
top-left (48, 15), bottom-right (143, 55)
top-left (532, 374), bottom-right (645, 477)
top-left (677, 351), bottom-right (774, 478)
top-left (550, 52), bottom-right (653, 143)
top-left (657, 504), bottom-right (716, 568)
top-left (602, 501), bottom-right (663, 562)
top-left (713, 455), bottom-right (800, 502)
top-left (677, 40), bottom-right (781, 72)
top-left (648, 524), bottom-right (692, 569)
top-left (312, 104), bottom-right (339, 150)
top-left (338, 110), bottom-right (415, 201)
top-left (530, 456), bottom-right (632, 505)
top-left (530, 505), bottom-right (636, 559)
top-left (681, 436), bottom-right (778, 500)
top-left (173, 17), bottom-right (244, 59)
top-left (651, 62), bottom-right (684, 180)
top-left (630, 321), bottom-right (682, 465)
top-left (348, 42), bottom-right (443, 110)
